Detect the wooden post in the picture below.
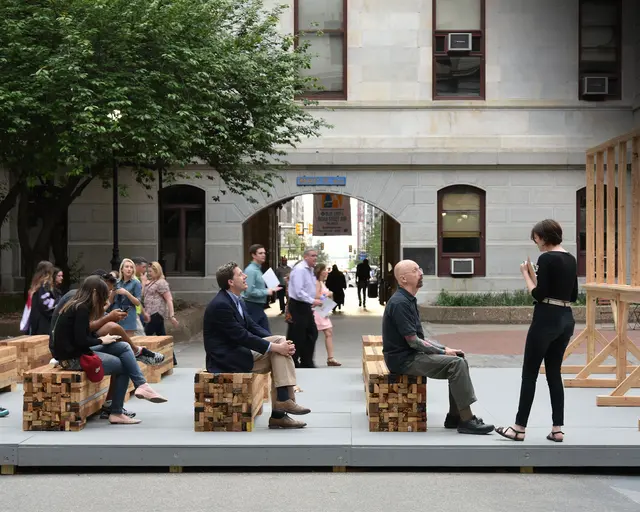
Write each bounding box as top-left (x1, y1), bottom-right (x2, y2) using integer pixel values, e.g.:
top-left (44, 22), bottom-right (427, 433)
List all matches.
top-left (586, 153), bottom-right (595, 283)
top-left (632, 137), bottom-right (640, 287)
top-left (606, 146), bottom-right (616, 284)
top-left (617, 141), bottom-right (627, 285)
top-left (595, 151), bottom-right (605, 284)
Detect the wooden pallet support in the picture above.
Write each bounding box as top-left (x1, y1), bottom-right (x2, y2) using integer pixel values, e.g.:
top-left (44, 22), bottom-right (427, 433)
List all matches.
top-left (561, 130), bottom-right (640, 403)
top-left (365, 359), bottom-right (427, 432)
top-left (194, 371), bottom-right (269, 432)
top-left (1, 465), bottom-right (16, 475)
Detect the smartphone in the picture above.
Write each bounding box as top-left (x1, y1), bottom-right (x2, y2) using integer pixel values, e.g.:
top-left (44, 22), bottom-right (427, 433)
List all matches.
top-left (121, 306), bottom-right (131, 313)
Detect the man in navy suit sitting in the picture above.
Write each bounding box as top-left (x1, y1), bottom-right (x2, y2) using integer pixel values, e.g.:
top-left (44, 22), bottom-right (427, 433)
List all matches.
top-left (203, 261), bottom-right (311, 429)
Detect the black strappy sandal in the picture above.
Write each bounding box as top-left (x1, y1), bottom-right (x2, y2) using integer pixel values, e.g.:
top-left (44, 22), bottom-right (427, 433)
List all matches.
top-left (495, 426), bottom-right (525, 441)
top-left (547, 431), bottom-right (564, 443)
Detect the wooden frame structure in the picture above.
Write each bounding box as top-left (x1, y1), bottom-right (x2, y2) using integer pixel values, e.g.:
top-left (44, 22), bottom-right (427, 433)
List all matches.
top-left (560, 128), bottom-right (640, 406)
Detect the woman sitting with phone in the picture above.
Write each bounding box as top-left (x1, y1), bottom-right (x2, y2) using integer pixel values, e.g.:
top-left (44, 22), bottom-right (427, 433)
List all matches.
top-left (51, 275), bottom-right (167, 425)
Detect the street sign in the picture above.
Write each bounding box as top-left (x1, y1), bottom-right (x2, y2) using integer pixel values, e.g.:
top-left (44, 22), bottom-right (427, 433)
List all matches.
top-left (296, 176), bottom-right (347, 186)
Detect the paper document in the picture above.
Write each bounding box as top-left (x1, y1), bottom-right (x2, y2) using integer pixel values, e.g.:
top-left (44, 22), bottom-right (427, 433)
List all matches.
top-left (262, 268), bottom-right (281, 289)
top-left (314, 298), bottom-right (336, 318)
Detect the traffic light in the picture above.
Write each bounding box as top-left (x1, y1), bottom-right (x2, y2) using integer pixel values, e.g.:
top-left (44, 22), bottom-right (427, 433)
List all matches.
top-left (320, 242), bottom-right (324, 251)
top-left (300, 241), bottom-right (305, 251)
top-left (349, 245), bottom-right (352, 253)
top-left (308, 223), bottom-right (313, 235)
top-left (296, 223), bottom-right (303, 235)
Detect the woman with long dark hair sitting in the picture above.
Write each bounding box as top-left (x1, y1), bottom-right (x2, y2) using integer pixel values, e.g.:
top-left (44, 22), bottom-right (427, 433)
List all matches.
top-left (50, 275), bottom-right (167, 425)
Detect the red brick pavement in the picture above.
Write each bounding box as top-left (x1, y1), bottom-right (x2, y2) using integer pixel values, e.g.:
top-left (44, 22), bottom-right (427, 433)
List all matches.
top-left (436, 329), bottom-right (640, 355)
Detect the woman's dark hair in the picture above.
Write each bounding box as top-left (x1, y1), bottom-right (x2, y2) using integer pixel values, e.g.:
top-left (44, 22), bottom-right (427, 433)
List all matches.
top-left (60, 275), bottom-right (110, 321)
top-left (531, 219), bottom-right (563, 246)
top-left (314, 263), bottom-right (327, 279)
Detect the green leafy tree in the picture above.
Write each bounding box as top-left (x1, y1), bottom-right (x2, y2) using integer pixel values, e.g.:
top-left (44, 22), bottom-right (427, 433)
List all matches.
top-left (365, 216), bottom-right (382, 265)
top-left (0, 0), bottom-right (327, 293)
top-left (282, 231), bottom-right (303, 260)
top-left (313, 241), bottom-right (329, 265)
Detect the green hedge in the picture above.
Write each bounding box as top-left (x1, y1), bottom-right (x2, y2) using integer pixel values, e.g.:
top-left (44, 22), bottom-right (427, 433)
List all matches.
top-left (0, 294), bottom-right (26, 315)
top-left (434, 289), bottom-right (586, 307)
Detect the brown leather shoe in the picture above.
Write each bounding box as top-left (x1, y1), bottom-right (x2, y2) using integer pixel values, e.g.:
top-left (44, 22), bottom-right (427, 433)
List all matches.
top-left (268, 414), bottom-right (307, 429)
top-left (273, 399), bottom-right (311, 415)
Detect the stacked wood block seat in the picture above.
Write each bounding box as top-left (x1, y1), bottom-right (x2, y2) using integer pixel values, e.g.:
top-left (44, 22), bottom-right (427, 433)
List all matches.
top-left (23, 364), bottom-right (110, 431)
top-left (194, 371), bottom-right (270, 432)
top-left (131, 335), bottom-right (174, 383)
top-left (365, 359), bottom-right (427, 432)
top-left (23, 356), bottom-right (150, 431)
top-left (0, 335), bottom-right (51, 382)
top-left (361, 335), bottom-right (383, 386)
top-left (0, 345), bottom-right (18, 393)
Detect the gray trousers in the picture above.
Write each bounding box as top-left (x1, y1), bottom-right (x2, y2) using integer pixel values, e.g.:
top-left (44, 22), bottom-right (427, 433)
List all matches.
top-left (403, 354), bottom-right (477, 411)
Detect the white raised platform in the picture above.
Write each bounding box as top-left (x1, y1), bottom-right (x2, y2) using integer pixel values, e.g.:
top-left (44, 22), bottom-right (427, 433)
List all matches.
top-left (1, 367), bottom-right (639, 470)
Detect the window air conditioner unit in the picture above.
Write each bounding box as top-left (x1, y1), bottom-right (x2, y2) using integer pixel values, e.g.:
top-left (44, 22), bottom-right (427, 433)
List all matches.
top-left (448, 33), bottom-right (473, 52)
top-left (583, 76), bottom-right (609, 96)
top-left (450, 258), bottom-right (474, 276)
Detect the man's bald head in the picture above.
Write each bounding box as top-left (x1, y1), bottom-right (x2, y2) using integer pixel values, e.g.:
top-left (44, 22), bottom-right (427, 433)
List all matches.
top-left (394, 259), bottom-right (423, 295)
top-left (394, 260), bottom-right (414, 281)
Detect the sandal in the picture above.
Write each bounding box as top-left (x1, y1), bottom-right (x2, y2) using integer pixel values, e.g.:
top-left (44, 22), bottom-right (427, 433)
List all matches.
top-left (495, 426), bottom-right (525, 441)
top-left (327, 357), bottom-right (342, 367)
top-left (547, 431), bottom-right (564, 443)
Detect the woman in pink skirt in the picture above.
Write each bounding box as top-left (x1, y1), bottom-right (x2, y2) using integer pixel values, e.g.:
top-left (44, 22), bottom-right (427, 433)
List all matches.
top-left (313, 264), bottom-right (341, 366)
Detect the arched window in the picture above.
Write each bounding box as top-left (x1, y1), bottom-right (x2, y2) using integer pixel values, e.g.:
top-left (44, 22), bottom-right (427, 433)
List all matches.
top-left (576, 186), bottom-right (618, 277)
top-left (160, 185), bottom-right (205, 275)
top-left (437, 185), bottom-right (486, 277)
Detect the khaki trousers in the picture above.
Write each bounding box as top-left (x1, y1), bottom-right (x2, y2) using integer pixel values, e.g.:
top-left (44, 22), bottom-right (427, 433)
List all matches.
top-left (252, 335), bottom-right (297, 407)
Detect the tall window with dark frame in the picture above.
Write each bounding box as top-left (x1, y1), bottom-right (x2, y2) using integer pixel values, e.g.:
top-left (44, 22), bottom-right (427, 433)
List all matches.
top-left (160, 185), bottom-right (206, 276)
top-left (294, 0), bottom-right (347, 99)
top-left (433, 0), bottom-right (485, 99)
top-left (437, 185), bottom-right (486, 277)
top-left (579, 0), bottom-right (622, 100)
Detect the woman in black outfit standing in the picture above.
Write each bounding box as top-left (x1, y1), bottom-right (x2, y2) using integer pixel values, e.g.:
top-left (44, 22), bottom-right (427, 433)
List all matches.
top-left (496, 219), bottom-right (578, 443)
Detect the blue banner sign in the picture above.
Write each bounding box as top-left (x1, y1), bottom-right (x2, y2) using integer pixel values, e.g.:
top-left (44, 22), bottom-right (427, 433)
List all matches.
top-left (296, 176), bottom-right (346, 186)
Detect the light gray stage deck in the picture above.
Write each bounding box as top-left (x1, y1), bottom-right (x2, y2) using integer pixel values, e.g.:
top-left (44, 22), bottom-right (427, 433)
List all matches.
top-left (1, 368), bottom-right (639, 469)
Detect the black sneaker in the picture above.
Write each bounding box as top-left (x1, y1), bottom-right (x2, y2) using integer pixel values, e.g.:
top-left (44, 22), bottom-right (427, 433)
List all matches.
top-left (100, 405), bottom-right (136, 419)
top-left (136, 347), bottom-right (165, 366)
top-left (457, 416), bottom-right (494, 435)
top-left (444, 413), bottom-right (460, 429)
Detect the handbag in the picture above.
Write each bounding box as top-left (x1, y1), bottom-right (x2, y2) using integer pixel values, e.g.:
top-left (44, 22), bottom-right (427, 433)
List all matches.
top-left (19, 294), bottom-right (32, 333)
top-left (52, 310), bottom-right (104, 382)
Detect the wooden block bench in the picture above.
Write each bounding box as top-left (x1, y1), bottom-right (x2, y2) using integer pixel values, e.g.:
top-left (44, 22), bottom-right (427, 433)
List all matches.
top-left (0, 345), bottom-right (18, 393)
top-left (0, 335), bottom-right (51, 382)
top-left (365, 359), bottom-right (427, 433)
top-left (131, 335), bottom-right (174, 383)
top-left (362, 335), bottom-right (383, 347)
top-left (23, 357), bottom-right (151, 431)
top-left (23, 364), bottom-right (110, 431)
top-left (194, 371), bottom-right (270, 432)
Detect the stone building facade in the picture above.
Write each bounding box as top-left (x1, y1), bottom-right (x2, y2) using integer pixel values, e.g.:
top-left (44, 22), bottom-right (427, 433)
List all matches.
top-left (1, 0), bottom-right (638, 304)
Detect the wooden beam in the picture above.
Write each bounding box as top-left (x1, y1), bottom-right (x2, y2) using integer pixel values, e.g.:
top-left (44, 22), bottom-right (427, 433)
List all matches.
top-left (586, 153), bottom-right (595, 283)
top-left (587, 128), bottom-right (640, 156)
top-left (606, 146), bottom-right (616, 284)
top-left (632, 137), bottom-right (640, 287)
top-left (618, 141), bottom-right (627, 285)
top-left (595, 151), bottom-right (605, 283)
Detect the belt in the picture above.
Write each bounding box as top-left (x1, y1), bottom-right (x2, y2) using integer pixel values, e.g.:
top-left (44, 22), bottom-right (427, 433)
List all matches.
top-left (542, 298), bottom-right (571, 307)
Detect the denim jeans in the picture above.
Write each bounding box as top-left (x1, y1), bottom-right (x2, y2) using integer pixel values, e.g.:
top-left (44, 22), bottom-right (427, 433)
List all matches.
top-left (91, 342), bottom-right (147, 415)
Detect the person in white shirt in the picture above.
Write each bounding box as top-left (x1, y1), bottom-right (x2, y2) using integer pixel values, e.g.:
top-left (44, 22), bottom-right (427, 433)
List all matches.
top-left (286, 249), bottom-right (322, 368)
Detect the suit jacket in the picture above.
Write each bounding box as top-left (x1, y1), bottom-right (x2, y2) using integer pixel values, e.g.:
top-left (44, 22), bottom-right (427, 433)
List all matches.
top-left (203, 290), bottom-right (271, 373)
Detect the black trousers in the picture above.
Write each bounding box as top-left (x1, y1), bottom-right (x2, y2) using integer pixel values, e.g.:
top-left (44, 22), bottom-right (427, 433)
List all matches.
top-left (286, 298), bottom-right (318, 368)
top-left (277, 288), bottom-right (287, 313)
top-left (357, 281), bottom-right (368, 305)
top-left (144, 312), bottom-right (177, 366)
top-left (516, 303), bottom-right (575, 427)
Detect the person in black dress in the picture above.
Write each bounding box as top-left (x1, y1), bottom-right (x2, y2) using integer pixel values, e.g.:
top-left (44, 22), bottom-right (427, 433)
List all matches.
top-left (496, 219), bottom-right (578, 443)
